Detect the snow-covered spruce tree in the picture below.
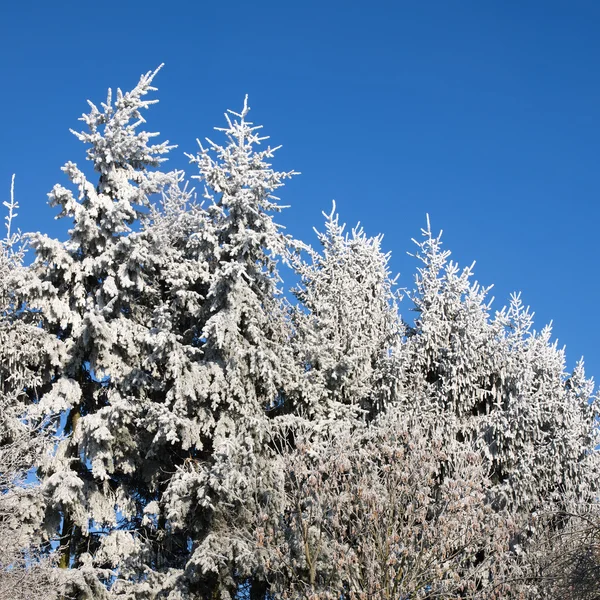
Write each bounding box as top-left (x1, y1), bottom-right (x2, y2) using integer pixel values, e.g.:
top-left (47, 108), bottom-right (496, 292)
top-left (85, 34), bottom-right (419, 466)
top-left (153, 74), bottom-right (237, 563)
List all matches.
top-left (490, 294), bottom-right (600, 512)
top-left (401, 218), bottom-right (600, 591)
top-left (0, 177), bottom-right (63, 600)
top-left (21, 68), bottom-right (179, 598)
top-left (290, 204), bottom-right (402, 421)
top-left (401, 218), bottom-right (503, 428)
top-left (120, 97), bottom-right (300, 599)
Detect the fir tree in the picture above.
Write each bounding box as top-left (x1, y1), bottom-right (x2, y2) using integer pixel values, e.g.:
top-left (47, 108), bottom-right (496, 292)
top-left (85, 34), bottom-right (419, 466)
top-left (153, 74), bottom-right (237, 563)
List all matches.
top-left (155, 95), bottom-right (301, 599)
top-left (290, 203), bottom-right (402, 421)
top-left (401, 217), bottom-right (600, 595)
top-left (22, 67), bottom-right (177, 598)
top-left (0, 176), bottom-right (63, 599)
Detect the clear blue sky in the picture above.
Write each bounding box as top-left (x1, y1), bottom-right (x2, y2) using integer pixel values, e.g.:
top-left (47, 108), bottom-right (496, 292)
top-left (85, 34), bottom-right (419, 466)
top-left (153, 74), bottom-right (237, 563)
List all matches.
top-left (1, 1), bottom-right (599, 379)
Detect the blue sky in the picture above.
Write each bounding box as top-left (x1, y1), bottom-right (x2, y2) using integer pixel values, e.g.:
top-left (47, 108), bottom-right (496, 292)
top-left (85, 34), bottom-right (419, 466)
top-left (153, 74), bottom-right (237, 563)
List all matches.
top-left (1, 1), bottom-right (599, 379)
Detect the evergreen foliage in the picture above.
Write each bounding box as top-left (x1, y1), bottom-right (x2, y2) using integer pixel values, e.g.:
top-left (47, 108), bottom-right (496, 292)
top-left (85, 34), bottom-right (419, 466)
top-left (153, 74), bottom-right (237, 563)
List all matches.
top-left (0, 176), bottom-right (62, 599)
top-left (2, 68), bottom-right (599, 599)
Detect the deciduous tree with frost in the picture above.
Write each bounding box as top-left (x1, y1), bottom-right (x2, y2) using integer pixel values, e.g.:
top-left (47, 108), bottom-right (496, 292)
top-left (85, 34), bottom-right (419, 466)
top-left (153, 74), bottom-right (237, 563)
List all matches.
top-left (246, 410), bottom-right (524, 600)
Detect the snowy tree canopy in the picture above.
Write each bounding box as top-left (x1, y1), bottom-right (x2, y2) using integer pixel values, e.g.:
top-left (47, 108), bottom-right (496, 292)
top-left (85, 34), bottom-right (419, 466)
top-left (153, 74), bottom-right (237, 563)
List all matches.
top-left (2, 67), bottom-right (599, 600)
top-left (290, 202), bottom-right (402, 421)
top-left (403, 218), bottom-right (600, 515)
top-left (0, 177), bottom-right (63, 599)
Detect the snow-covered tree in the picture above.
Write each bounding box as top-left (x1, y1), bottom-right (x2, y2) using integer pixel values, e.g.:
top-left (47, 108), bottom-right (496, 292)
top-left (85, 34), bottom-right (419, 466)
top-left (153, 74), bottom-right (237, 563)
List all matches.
top-left (404, 218), bottom-right (599, 508)
top-left (484, 294), bottom-right (600, 513)
top-left (20, 67), bottom-right (179, 598)
top-left (144, 95), bottom-right (301, 599)
top-left (246, 410), bottom-right (521, 600)
top-left (401, 218), bottom-right (600, 596)
top-left (0, 176), bottom-right (63, 600)
top-left (290, 204), bottom-right (402, 421)
top-left (402, 218), bottom-right (503, 425)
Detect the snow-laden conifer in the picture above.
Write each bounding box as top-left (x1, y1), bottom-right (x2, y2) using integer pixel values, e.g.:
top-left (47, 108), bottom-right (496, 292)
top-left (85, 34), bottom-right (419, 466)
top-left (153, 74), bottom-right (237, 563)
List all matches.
top-left (185, 95), bottom-right (298, 421)
top-left (0, 177), bottom-right (63, 599)
top-left (291, 203), bottom-right (402, 420)
top-left (403, 218), bottom-right (503, 422)
top-left (20, 68), bottom-right (179, 597)
top-left (402, 217), bottom-right (600, 591)
top-left (489, 294), bottom-right (600, 511)
top-left (108, 97), bottom-right (302, 599)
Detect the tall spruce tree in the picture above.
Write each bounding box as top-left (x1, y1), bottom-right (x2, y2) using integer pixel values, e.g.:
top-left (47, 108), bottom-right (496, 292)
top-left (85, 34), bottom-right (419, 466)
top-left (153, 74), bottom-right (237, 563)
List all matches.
top-left (22, 67), bottom-right (178, 598)
top-left (290, 204), bottom-right (402, 421)
top-left (402, 218), bottom-right (600, 591)
top-left (156, 96), bottom-right (301, 599)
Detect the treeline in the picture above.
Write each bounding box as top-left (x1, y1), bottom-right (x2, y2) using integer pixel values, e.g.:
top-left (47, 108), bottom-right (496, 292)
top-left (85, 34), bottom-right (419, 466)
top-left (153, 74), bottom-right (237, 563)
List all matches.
top-left (1, 67), bottom-right (599, 600)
